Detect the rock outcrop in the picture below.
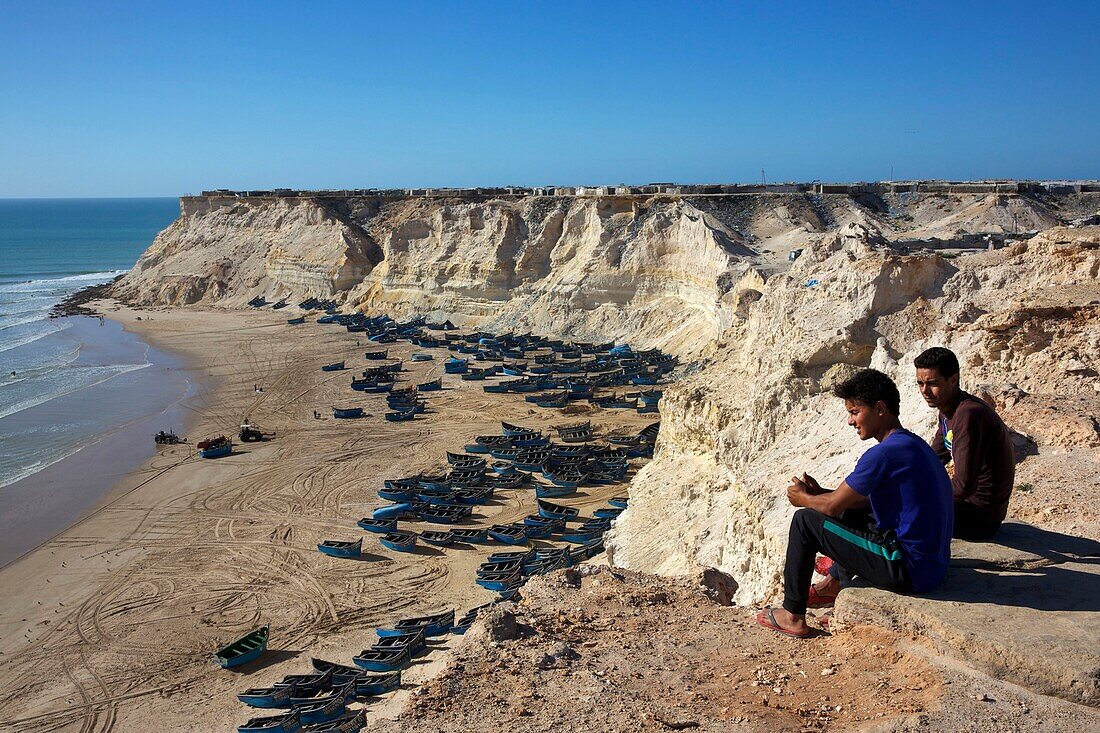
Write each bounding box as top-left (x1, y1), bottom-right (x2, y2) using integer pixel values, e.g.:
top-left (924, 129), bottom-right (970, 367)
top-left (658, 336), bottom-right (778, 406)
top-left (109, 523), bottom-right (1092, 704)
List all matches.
top-left (606, 225), bottom-right (1100, 604)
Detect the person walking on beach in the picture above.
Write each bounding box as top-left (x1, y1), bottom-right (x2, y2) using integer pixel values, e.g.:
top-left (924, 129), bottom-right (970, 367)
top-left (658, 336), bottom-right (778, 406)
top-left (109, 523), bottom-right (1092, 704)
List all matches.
top-left (914, 347), bottom-right (1015, 540)
top-left (757, 369), bottom-right (953, 638)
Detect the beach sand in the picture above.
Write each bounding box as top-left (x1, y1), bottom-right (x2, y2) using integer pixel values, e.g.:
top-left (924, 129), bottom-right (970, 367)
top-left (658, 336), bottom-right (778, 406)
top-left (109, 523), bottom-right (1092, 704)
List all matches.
top-left (0, 304), bottom-right (654, 732)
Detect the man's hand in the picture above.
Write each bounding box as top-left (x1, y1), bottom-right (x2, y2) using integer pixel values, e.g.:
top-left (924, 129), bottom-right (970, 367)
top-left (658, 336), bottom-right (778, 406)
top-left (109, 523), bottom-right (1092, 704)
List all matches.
top-left (800, 473), bottom-right (825, 494)
top-left (786, 480), bottom-right (810, 507)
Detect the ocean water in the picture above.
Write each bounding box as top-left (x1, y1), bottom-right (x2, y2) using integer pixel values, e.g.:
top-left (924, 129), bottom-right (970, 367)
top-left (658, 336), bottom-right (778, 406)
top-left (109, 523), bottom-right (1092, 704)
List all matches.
top-left (0, 198), bottom-right (180, 490)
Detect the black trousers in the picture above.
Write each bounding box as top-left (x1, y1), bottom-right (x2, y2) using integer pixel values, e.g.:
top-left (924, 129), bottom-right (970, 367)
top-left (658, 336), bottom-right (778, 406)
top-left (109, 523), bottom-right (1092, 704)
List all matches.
top-left (782, 508), bottom-right (910, 616)
top-left (952, 501), bottom-right (1003, 541)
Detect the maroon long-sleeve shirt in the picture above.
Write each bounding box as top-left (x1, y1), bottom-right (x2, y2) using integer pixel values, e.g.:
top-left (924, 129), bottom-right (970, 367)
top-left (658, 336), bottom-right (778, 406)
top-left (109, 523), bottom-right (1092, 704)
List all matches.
top-left (931, 391), bottom-right (1015, 523)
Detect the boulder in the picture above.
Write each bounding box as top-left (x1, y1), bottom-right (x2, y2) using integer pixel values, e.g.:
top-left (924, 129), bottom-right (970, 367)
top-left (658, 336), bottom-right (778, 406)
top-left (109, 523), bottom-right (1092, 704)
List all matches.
top-left (834, 522), bottom-right (1100, 706)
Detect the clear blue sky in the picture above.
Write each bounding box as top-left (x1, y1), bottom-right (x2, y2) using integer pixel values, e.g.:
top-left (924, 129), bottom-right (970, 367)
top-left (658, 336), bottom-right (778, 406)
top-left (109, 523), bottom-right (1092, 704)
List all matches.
top-left (1, 1), bottom-right (1097, 197)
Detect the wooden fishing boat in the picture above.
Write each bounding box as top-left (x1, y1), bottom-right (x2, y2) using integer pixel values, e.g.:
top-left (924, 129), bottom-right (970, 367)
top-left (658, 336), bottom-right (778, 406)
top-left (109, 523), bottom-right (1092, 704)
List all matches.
top-left (562, 529), bottom-right (606, 544)
top-left (198, 436), bottom-right (232, 459)
top-left (417, 378), bottom-right (443, 391)
top-left (417, 505), bottom-right (472, 524)
top-left (511, 432), bottom-right (549, 447)
top-left (594, 506), bottom-right (625, 519)
top-left (297, 682), bottom-right (353, 726)
top-left (248, 296), bottom-right (267, 308)
top-left (452, 487), bottom-right (493, 505)
top-left (384, 409), bottom-right (416, 422)
top-left (443, 358), bottom-right (468, 374)
top-left (352, 644), bottom-right (412, 672)
top-left (357, 517), bottom-right (396, 533)
top-left (379, 531), bottom-right (417, 553)
top-left (370, 629), bottom-right (426, 656)
top-left (487, 524), bottom-right (527, 545)
top-left (535, 483), bottom-right (578, 499)
top-left (273, 668), bottom-right (333, 696)
top-left (411, 353), bottom-right (434, 362)
top-left (450, 528), bottom-right (490, 544)
top-left (364, 350), bottom-right (388, 360)
top-left (419, 530), bottom-right (454, 547)
top-left (451, 604), bottom-right (489, 635)
top-left (488, 548), bottom-right (537, 564)
top-left (289, 678), bottom-right (354, 708)
top-left (372, 501), bottom-right (413, 520)
top-left (500, 421), bottom-right (536, 436)
top-left (537, 499), bottom-right (579, 521)
top-left (237, 708), bottom-right (300, 733)
top-left (485, 474), bottom-right (525, 489)
top-left (354, 671), bottom-right (401, 696)
top-left (237, 684), bottom-right (293, 708)
top-left (287, 316), bottom-right (306, 325)
top-left (302, 710), bottom-right (365, 733)
top-left (321, 361), bottom-right (345, 372)
top-left (608, 496), bottom-right (629, 508)
top-left (215, 625), bottom-right (269, 668)
top-left (271, 299), bottom-right (288, 310)
top-left (379, 608), bottom-right (456, 638)
top-left (317, 538), bottom-right (362, 559)
top-left (331, 406), bottom-right (363, 419)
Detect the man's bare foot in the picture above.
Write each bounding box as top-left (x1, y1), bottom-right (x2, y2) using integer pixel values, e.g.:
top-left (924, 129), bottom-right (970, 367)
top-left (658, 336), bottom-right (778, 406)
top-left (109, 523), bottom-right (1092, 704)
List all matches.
top-left (757, 607), bottom-right (812, 637)
top-left (814, 576), bottom-right (841, 596)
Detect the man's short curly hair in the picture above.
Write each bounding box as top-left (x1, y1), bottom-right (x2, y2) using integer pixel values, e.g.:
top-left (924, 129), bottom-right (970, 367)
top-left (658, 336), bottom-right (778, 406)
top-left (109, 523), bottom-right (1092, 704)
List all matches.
top-left (833, 369), bottom-right (901, 416)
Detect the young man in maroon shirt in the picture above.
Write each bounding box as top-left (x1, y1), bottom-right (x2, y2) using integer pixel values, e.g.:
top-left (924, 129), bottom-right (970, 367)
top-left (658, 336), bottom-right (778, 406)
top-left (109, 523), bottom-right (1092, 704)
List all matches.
top-left (915, 347), bottom-right (1016, 541)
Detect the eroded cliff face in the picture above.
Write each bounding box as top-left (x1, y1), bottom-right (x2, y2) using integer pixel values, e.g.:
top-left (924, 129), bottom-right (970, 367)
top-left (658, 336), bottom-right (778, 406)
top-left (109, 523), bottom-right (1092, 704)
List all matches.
top-left (606, 225), bottom-right (1100, 603)
top-left (115, 195), bottom-right (760, 355)
top-left (114, 197), bottom-right (382, 305)
top-left (115, 192), bottom-right (1099, 602)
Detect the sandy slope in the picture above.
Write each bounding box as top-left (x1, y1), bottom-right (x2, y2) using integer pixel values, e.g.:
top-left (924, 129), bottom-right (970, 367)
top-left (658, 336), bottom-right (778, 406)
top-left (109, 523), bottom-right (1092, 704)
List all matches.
top-left (0, 305), bottom-right (653, 732)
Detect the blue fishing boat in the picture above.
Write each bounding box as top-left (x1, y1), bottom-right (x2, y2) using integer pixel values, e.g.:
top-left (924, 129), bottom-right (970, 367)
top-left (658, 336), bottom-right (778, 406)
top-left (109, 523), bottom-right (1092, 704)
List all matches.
top-left (237, 683), bottom-right (293, 709)
top-left (451, 605), bottom-right (489, 635)
top-left (417, 506), bottom-right (471, 524)
top-left (273, 668), bottom-right (333, 697)
top-left (248, 296), bottom-right (267, 308)
top-left (370, 628), bottom-right (427, 655)
top-left (482, 383), bottom-right (507, 394)
top-left (378, 609), bottom-right (456, 638)
top-left (321, 361), bottom-right (345, 372)
top-left (357, 517), bottom-right (397, 533)
top-left (353, 645), bottom-right (412, 672)
top-left (594, 506), bottom-right (625, 519)
top-left (384, 409), bottom-right (416, 422)
top-left (417, 378), bottom-right (443, 391)
top-left (535, 483), bottom-right (578, 499)
top-left (372, 502), bottom-right (413, 520)
top-left (608, 496), bottom-right (629, 508)
top-left (317, 538), bottom-right (362, 559)
top-left (237, 709), bottom-right (299, 733)
top-left (500, 421), bottom-right (536, 436)
top-left (198, 436), bottom-right (232, 459)
top-left (411, 353), bottom-right (434, 362)
top-left (215, 625), bottom-right (269, 668)
top-left (287, 316), bottom-right (306, 325)
top-left (450, 528), bottom-right (490, 544)
top-left (379, 531), bottom-right (417, 553)
top-left (562, 529), bottom-right (606, 544)
top-left (443, 358), bottom-right (468, 374)
top-left (537, 499), bottom-right (579, 521)
top-left (332, 406), bottom-right (363, 419)
top-left (487, 524), bottom-right (528, 545)
top-left (297, 682), bottom-right (353, 726)
top-left (364, 350), bottom-right (388, 360)
top-left (420, 530), bottom-right (454, 547)
top-left (303, 710), bottom-right (365, 732)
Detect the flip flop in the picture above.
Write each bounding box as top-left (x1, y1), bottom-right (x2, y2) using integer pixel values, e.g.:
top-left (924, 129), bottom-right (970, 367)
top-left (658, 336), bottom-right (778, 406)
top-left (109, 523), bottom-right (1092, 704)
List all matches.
top-left (818, 611), bottom-right (833, 631)
top-left (755, 607), bottom-right (812, 638)
top-left (807, 584), bottom-right (838, 608)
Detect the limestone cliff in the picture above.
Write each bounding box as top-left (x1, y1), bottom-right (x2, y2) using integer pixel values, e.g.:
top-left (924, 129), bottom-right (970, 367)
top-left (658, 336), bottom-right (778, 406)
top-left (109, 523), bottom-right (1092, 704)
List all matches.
top-left (606, 225), bottom-right (1100, 603)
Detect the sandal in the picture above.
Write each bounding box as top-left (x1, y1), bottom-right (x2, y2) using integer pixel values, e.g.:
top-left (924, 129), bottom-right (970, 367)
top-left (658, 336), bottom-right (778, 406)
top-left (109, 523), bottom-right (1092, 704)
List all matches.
top-left (755, 607), bottom-right (812, 638)
top-left (807, 584), bottom-right (838, 608)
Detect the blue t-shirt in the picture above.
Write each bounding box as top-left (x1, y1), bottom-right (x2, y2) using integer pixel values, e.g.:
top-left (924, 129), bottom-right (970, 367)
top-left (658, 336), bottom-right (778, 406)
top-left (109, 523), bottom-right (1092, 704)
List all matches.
top-left (844, 429), bottom-right (953, 592)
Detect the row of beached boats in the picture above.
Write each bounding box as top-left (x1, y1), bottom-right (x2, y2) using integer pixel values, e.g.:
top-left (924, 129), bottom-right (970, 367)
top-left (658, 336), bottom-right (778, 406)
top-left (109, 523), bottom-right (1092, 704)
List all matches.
top-left (232, 608), bottom-right (483, 732)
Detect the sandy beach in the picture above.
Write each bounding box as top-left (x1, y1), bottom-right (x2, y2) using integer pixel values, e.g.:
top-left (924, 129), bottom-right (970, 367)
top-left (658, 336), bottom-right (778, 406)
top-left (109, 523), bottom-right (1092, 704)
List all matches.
top-left (0, 303), bottom-right (655, 732)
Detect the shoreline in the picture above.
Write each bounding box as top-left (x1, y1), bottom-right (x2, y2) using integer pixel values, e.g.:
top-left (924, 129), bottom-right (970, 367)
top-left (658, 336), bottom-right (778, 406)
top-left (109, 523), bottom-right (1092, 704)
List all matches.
top-left (0, 311), bottom-right (198, 567)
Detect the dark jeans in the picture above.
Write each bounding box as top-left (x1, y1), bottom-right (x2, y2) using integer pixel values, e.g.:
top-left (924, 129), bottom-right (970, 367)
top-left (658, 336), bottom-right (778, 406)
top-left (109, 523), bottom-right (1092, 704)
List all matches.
top-left (952, 501), bottom-right (1004, 541)
top-left (783, 508), bottom-right (910, 616)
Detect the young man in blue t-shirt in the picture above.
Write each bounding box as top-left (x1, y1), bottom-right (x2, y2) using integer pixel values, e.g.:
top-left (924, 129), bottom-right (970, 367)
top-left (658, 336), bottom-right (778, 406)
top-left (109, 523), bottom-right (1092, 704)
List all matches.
top-left (757, 369), bottom-right (953, 638)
